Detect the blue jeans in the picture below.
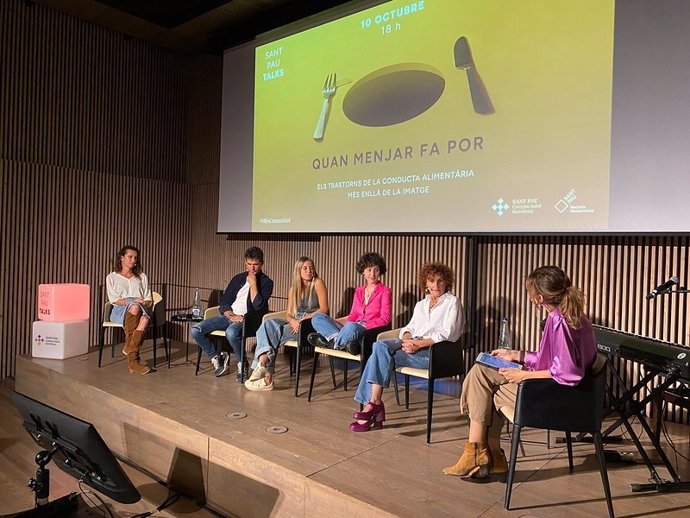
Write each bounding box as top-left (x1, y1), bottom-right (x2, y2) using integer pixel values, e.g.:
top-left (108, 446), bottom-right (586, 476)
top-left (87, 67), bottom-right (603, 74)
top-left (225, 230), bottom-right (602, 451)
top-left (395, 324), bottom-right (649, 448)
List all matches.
top-left (354, 338), bottom-right (430, 405)
top-left (252, 318), bottom-right (298, 374)
top-left (311, 313), bottom-right (365, 350)
top-left (190, 314), bottom-right (243, 361)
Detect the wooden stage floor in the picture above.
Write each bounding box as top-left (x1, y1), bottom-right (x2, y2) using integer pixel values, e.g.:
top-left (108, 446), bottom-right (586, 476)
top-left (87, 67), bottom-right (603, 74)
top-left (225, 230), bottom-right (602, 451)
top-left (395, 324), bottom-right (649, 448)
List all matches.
top-left (10, 340), bottom-right (690, 517)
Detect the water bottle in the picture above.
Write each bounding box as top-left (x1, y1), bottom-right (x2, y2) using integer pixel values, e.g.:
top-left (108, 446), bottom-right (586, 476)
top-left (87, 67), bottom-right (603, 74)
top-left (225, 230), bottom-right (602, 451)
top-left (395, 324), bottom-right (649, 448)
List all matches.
top-left (498, 317), bottom-right (512, 349)
top-left (191, 287), bottom-right (202, 319)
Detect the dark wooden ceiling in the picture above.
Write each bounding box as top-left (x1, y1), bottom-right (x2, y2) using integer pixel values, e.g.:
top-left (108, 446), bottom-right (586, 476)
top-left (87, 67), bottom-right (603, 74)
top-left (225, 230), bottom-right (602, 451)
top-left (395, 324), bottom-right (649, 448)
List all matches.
top-left (34, 0), bottom-right (355, 54)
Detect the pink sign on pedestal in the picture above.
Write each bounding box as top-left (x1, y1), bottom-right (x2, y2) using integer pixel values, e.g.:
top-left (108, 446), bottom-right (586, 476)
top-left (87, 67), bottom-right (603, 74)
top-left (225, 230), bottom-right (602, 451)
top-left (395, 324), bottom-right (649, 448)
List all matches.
top-left (38, 283), bottom-right (90, 321)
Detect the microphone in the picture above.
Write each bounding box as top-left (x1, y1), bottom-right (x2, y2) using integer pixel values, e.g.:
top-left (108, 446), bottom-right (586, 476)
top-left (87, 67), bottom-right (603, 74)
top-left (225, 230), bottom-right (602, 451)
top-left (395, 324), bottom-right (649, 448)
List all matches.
top-left (646, 276), bottom-right (679, 299)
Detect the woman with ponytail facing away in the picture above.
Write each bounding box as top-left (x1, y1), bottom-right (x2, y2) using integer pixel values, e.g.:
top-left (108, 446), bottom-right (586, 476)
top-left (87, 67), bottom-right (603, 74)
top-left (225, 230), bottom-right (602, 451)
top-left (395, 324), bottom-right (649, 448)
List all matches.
top-left (443, 266), bottom-right (598, 479)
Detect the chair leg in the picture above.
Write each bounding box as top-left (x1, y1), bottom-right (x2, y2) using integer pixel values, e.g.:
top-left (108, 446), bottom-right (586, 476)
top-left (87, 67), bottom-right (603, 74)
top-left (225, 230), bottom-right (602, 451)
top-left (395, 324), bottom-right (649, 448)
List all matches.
top-left (294, 347), bottom-right (302, 398)
top-left (426, 378), bottom-right (434, 444)
top-left (565, 431), bottom-right (574, 472)
top-left (195, 347), bottom-right (202, 376)
top-left (343, 359), bottom-right (348, 391)
top-left (111, 328), bottom-right (116, 358)
top-left (308, 351), bottom-right (320, 402)
top-left (98, 326), bottom-right (106, 368)
top-left (506, 421), bottom-right (527, 457)
top-left (239, 339), bottom-right (246, 383)
top-left (164, 332), bottom-right (170, 369)
top-left (393, 369), bottom-right (401, 406)
top-left (328, 356), bottom-right (337, 388)
top-left (504, 424), bottom-right (522, 510)
top-left (593, 431), bottom-right (615, 518)
top-left (404, 375), bottom-right (410, 410)
top-left (153, 326), bottom-right (158, 369)
top-left (162, 326), bottom-right (169, 362)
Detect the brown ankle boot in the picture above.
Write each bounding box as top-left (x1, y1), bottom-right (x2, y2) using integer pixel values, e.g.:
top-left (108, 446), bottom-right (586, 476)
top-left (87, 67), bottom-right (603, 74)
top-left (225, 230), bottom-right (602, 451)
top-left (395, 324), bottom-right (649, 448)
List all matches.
top-left (122, 313), bottom-right (139, 355)
top-left (442, 442), bottom-right (490, 477)
top-left (127, 353), bottom-right (151, 375)
top-left (489, 447), bottom-right (509, 474)
top-left (126, 330), bottom-right (150, 375)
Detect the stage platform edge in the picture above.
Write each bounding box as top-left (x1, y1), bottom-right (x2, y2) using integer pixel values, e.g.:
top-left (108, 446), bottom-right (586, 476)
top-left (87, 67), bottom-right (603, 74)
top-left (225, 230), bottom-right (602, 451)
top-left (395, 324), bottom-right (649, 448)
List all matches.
top-left (14, 354), bottom-right (399, 518)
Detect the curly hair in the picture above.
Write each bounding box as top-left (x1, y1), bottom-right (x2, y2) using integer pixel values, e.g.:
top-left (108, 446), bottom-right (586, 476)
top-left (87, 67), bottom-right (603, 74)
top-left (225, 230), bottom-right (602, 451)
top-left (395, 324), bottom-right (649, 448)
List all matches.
top-left (356, 252), bottom-right (387, 275)
top-left (113, 245), bottom-right (143, 277)
top-left (418, 262), bottom-right (454, 293)
top-left (525, 266), bottom-right (585, 329)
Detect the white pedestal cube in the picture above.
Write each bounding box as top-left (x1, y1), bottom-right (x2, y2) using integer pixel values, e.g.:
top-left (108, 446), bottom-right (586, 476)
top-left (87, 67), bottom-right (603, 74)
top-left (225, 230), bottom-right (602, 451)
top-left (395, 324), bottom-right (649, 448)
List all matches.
top-left (32, 320), bottom-right (89, 359)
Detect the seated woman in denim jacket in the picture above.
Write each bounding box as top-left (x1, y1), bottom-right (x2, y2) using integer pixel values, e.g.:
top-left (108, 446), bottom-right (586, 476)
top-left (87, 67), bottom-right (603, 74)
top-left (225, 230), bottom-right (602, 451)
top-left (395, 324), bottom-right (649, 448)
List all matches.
top-left (307, 252), bottom-right (392, 355)
top-left (350, 263), bottom-right (464, 432)
top-left (244, 257), bottom-right (328, 391)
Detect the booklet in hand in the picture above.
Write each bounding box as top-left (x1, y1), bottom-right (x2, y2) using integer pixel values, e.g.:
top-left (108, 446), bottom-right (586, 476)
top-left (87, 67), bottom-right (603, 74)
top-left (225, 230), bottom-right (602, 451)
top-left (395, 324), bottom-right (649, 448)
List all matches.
top-left (475, 352), bottom-right (522, 370)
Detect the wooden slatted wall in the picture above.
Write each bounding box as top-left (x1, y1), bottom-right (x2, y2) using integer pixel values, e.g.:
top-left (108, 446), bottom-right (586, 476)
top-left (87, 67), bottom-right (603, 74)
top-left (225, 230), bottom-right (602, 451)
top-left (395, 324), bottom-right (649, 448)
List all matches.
top-left (0, 0), bottom-right (192, 377)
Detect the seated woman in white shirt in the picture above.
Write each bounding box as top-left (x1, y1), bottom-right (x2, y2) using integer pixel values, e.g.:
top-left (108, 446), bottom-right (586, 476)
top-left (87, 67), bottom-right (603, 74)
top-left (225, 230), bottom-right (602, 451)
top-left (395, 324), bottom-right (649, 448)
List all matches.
top-left (106, 245), bottom-right (153, 375)
top-left (350, 263), bottom-right (465, 432)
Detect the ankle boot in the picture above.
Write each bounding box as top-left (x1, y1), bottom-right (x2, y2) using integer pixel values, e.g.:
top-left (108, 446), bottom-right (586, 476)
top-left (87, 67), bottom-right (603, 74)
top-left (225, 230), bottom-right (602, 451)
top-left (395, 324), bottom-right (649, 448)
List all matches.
top-left (489, 447), bottom-right (509, 474)
top-left (442, 442), bottom-right (490, 477)
top-left (127, 353), bottom-right (151, 375)
top-left (126, 330), bottom-right (150, 375)
top-left (122, 313), bottom-right (139, 355)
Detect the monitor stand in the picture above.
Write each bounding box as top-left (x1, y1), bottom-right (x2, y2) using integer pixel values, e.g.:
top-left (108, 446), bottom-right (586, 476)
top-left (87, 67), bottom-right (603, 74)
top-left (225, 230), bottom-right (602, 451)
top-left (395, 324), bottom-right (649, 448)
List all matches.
top-left (8, 449), bottom-right (95, 517)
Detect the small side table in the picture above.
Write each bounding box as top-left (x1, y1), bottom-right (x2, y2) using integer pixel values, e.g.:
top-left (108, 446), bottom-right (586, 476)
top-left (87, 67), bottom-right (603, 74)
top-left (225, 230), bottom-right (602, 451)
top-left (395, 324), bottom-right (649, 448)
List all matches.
top-left (170, 314), bottom-right (203, 368)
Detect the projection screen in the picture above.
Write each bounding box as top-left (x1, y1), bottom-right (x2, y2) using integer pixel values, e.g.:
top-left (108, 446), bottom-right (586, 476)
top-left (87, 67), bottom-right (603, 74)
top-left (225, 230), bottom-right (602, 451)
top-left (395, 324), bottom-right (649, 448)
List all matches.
top-left (218, 0), bottom-right (690, 233)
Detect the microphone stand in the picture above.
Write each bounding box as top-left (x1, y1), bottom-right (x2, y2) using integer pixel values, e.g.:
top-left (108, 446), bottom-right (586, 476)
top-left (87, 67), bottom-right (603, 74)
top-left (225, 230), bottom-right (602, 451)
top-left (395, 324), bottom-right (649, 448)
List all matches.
top-left (649, 286), bottom-right (689, 299)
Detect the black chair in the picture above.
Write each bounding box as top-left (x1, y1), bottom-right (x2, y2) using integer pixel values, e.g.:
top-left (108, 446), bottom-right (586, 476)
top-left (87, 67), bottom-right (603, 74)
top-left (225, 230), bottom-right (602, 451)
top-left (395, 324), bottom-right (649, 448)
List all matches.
top-left (307, 324), bottom-right (391, 401)
top-left (384, 328), bottom-right (467, 443)
top-left (502, 353), bottom-right (614, 518)
top-left (194, 306), bottom-right (264, 381)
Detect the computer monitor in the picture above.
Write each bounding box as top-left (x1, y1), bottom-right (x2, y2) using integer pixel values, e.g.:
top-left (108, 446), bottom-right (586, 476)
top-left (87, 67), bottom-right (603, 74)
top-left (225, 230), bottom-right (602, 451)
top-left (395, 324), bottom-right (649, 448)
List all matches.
top-left (11, 391), bottom-right (141, 504)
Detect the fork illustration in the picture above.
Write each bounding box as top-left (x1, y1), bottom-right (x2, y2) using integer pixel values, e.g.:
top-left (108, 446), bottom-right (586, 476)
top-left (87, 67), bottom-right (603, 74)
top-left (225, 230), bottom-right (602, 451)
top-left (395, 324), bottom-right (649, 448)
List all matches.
top-left (313, 73), bottom-right (336, 140)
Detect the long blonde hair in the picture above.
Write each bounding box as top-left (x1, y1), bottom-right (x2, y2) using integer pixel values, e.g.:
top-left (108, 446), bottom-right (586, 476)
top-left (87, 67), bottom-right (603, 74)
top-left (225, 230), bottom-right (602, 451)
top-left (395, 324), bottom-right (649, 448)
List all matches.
top-left (525, 266), bottom-right (586, 329)
top-left (289, 257), bottom-right (318, 315)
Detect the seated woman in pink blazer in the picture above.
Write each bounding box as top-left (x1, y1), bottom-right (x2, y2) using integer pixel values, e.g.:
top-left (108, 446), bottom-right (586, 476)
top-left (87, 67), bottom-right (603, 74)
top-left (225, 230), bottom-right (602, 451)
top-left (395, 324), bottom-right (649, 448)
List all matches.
top-left (308, 252), bottom-right (392, 355)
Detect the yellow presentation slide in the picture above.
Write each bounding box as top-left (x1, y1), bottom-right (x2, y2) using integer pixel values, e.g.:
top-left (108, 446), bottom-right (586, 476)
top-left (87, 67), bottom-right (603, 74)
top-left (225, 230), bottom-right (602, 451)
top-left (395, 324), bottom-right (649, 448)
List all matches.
top-left (252, 0), bottom-right (615, 232)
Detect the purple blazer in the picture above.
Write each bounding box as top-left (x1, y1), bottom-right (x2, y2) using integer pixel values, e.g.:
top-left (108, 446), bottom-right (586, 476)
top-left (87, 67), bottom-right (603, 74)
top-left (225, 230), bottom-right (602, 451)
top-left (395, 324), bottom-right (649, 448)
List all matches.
top-left (524, 308), bottom-right (598, 386)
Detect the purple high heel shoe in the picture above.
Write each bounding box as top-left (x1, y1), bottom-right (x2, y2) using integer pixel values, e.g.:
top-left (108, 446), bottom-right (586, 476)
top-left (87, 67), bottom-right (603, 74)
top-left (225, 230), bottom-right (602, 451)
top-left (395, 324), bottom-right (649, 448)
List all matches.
top-left (353, 401), bottom-right (385, 421)
top-left (349, 401), bottom-right (385, 432)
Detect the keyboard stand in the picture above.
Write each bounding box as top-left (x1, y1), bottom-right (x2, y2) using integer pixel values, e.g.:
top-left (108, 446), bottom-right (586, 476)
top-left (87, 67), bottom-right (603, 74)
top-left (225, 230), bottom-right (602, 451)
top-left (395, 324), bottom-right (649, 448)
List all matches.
top-left (603, 359), bottom-right (690, 493)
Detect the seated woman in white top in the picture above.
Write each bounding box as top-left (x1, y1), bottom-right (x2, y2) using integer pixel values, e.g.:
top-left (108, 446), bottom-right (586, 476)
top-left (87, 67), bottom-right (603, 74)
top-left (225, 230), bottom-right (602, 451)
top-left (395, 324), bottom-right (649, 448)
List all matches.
top-left (106, 245), bottom-right (152, 375)
top-left (350, 263), bottom-right (465, 432)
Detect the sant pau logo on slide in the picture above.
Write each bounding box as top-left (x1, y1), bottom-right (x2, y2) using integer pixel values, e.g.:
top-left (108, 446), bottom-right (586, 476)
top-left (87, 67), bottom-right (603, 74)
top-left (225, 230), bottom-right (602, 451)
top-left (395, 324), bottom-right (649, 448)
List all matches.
top-left (491, 198), bottom-right (509, 216)
top-left (492, 197), bottom-right (543, 216)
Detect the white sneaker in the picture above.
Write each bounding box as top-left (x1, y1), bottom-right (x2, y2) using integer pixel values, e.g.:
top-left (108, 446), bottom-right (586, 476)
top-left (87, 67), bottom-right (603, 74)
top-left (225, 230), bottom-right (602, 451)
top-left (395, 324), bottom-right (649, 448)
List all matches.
top-left (249, 365), bottom-right (268, 381)
top-left (244, 377), bottom-right (274, 391)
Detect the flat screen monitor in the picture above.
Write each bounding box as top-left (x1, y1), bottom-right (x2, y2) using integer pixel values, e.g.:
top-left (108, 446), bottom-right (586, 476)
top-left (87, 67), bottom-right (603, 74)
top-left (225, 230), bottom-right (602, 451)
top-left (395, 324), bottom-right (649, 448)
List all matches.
top-left (219, 0), bottom-right (690, 233)
top-left (11, 391), bottom-right (141, 504)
